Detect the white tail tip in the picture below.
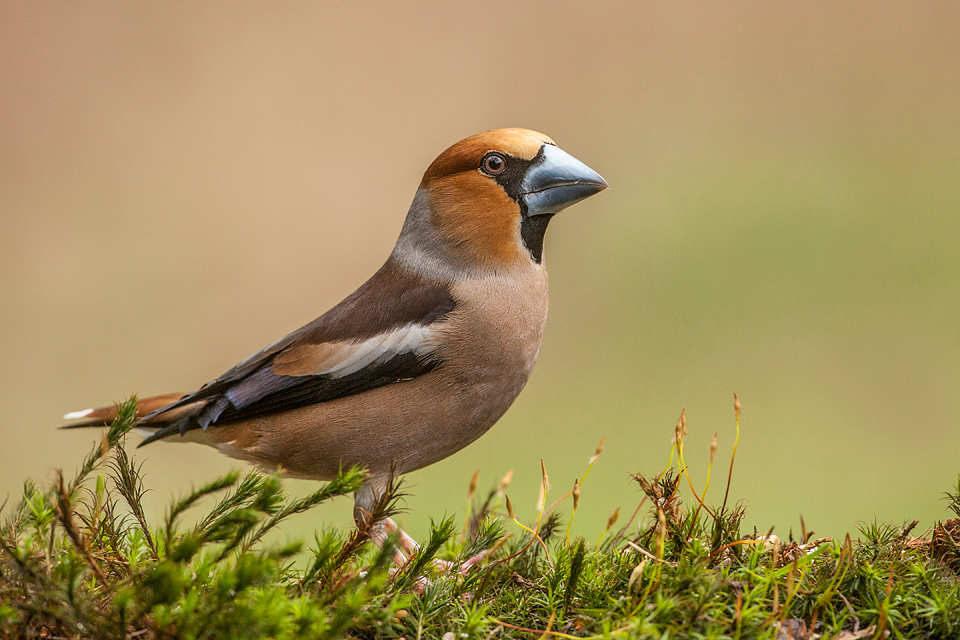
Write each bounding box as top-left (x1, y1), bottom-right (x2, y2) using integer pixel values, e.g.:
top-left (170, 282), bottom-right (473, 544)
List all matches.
top-left (63, 408), bottom-right (94, 420)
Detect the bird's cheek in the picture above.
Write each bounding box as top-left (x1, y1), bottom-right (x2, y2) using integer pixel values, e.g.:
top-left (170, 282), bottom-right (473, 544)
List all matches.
top-left (426, 175), bottom-right (525, 267)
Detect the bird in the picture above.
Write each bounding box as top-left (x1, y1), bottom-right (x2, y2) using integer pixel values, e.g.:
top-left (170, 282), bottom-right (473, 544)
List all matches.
top-left (62, 128), bottom-right (607, 563)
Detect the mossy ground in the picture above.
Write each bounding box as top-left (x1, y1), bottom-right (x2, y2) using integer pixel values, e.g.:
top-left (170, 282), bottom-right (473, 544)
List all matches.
top-left (3, 399), bottom-right (960, 639)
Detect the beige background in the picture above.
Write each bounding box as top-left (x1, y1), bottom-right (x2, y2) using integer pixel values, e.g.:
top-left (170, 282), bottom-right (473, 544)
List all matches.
top-left (2, 3), bottom-right (959, 541)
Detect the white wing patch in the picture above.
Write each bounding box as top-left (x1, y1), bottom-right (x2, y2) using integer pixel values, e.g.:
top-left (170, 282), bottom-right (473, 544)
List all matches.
top-left (270, 323), bottom-right (436, 379)
top-left (320, 323), bottom-right (432, 377)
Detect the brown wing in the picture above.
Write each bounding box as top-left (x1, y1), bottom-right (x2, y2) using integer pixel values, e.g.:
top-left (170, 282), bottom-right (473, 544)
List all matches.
top-left (138, 259), bottom-right (454, 445)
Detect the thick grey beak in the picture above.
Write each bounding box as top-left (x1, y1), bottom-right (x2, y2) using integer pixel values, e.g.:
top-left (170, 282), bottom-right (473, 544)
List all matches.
top-left (521, 145), bottom-right (608, 217)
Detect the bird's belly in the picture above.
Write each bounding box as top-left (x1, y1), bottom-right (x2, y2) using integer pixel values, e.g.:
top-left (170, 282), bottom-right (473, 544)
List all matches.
top-left (216, 361), bottom-right (535, 481)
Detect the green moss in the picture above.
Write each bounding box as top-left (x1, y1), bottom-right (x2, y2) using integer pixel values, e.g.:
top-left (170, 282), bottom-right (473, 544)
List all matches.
top-left (3, 400), bottom-right (960, 639)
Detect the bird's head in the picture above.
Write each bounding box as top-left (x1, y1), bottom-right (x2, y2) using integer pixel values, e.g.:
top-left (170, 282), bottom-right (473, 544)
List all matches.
top-left (394, 128), bottom-right (608, 276)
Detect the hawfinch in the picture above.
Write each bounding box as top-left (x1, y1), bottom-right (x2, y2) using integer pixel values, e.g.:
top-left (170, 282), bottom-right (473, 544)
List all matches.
top-left (63, 128), bottom-right (607, 556)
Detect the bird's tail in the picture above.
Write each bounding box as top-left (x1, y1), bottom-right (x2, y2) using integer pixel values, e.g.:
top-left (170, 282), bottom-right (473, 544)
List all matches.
top-left (60, 393), bottom-right (188, 429)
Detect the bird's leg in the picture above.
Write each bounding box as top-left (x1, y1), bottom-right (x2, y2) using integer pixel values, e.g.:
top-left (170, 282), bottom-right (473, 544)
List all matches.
top-left (355, 477), bottom-right (411, 566)
top-left (355, 477), bottom-right (491, 576)
top-left (382, 517), bottom-right (421, 558)
top-left (384, 517), bottom-right (493, 574)
top-left (366, 517), bottom-right (413, 567)
top-left (380, 517), bottom-right (492, 584)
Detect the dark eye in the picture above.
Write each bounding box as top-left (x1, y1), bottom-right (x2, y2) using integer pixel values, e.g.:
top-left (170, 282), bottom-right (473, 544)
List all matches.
top-left (481, 153), bottom-right (506, 175)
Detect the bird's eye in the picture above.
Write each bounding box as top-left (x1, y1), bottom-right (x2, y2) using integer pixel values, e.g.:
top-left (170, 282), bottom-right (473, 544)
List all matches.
top-left (481, 153), bottom-right (506, 175)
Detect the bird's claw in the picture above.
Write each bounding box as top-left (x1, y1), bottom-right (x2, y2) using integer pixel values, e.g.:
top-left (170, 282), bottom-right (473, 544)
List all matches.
top-left (375, 517), bottom-right (493, 593)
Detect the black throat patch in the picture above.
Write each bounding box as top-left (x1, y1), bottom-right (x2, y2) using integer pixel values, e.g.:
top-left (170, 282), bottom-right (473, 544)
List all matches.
top-left (520, 214), bottom-right (553, 263)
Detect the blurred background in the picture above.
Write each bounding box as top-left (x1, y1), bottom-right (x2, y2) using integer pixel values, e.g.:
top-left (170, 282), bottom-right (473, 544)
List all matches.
top-left (2, 3), bottom-right (959, 543)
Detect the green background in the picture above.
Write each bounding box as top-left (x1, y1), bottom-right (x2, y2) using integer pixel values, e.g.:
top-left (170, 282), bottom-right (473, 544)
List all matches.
top-left (2, 3), bottom-right (959, 543)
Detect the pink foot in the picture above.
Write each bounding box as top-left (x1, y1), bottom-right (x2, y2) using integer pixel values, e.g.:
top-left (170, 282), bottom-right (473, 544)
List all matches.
top-left (371, 518), bottom-right (494, 593)
top-left (384, 517), bottom-right (493, 573)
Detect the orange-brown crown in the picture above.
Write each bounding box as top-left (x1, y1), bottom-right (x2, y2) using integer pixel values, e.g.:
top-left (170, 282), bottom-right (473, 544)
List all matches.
top-left (422, 128), bottom-right (555, 183)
